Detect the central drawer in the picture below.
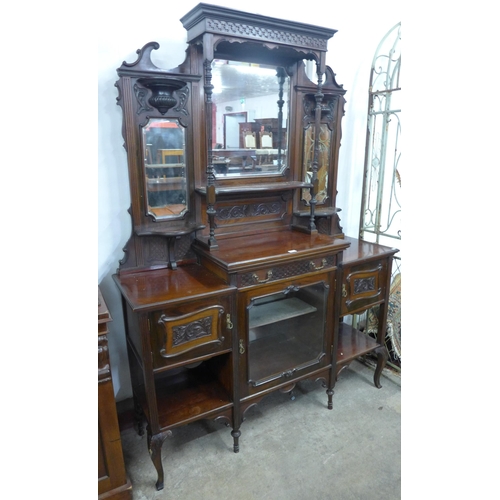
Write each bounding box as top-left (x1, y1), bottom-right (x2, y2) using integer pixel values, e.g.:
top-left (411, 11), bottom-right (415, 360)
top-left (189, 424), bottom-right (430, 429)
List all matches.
top-left (237, 254), bottom-right (337, 288)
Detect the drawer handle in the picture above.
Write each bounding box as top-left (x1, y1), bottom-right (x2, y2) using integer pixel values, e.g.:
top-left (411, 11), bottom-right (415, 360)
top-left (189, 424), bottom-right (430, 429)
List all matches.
top-left (239, 339), bottom-right (246, 355)
top-left (310, 258), bottom-right (327, 271)
top-left (342, 284), bottom-right (347, 297)
top-left (252, 270), bottom-right (273, 283)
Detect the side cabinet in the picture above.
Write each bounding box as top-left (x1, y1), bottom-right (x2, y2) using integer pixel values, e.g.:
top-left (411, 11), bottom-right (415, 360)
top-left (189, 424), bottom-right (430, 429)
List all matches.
top-left (337, 237), bottom-right (399, 387)
top-left (113, 265), bottom-right (238, 491)
top-left (98, 288), bottom-right (132, 500)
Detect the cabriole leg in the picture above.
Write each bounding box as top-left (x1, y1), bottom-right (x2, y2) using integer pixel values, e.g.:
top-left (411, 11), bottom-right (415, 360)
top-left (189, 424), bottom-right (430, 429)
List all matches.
top-left (147, 428), bottom-right (172, 491)
top-left (373, 346), bottom-right (388, 388)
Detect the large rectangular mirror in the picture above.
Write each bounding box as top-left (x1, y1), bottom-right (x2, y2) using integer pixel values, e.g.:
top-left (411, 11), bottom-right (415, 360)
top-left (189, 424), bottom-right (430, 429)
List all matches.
top-left (211, 60), bottom-right (289, 178)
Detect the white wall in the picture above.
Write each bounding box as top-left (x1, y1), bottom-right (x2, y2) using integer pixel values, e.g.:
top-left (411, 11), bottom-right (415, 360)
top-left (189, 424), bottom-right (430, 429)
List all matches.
top-left (98, 0), bottom-right (401, 401)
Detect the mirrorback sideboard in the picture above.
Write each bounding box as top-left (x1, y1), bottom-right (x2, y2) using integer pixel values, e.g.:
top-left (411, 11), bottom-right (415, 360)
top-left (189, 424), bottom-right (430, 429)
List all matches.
top-left (111, 3), bottom-right (398, 490)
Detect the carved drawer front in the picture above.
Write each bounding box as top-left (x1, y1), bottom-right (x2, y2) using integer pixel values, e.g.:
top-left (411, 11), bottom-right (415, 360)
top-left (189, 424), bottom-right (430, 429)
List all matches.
top-left (341, 259), bottom-right (388, 316)
top-left (150, 299), bottom-right (233, 370)
top-left (238, 254), bottom-right (336, 288)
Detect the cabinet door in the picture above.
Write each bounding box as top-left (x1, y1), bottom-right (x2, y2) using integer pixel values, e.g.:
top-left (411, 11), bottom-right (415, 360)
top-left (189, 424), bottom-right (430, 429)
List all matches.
top-left (149, 296), bottom-right (234, 371)
top-left (341, 258), bottom-right (389, 316)
top-left (239, 274), bottom-right (332, 396)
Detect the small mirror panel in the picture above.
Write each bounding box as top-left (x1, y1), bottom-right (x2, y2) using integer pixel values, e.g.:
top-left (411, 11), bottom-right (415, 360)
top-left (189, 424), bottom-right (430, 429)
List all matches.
top-left (142, 118), bottom-right (187, 219)
top-left (301, 124), bottom-right (331, 205)
top-left (211, 60), bottom-right (289, 178)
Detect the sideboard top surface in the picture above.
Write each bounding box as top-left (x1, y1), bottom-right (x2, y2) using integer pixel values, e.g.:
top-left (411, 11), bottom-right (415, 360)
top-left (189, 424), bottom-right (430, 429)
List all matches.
top-left (341, 236), bottom-right (399, 265)
top-left (195, 230), bottom-right (350, 272)
top-left (113, 264), bottom-right (236, 312)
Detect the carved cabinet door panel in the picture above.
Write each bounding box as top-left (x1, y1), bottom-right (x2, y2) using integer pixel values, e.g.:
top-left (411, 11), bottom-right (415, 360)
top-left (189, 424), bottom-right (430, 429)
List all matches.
top-left (341, 258), bottom-right (390, 317)
top-left (149, 296), bottom-right (234, 371)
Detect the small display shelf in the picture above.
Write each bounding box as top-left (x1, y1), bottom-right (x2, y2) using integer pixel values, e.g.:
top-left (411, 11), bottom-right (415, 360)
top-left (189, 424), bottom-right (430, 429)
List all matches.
top-left (195, 181), bottom-right (311, 196)
top-left (337, 323), bottom-right (387, 388)
top-left (154, 358), bottom-right (233, 429)
top-left (249, 296), bottom-right (316, 329)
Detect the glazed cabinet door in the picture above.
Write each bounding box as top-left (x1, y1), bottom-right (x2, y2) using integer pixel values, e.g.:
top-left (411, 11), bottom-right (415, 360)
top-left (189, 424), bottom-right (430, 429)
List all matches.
top-left (238, 272), bottom-right (334, 398)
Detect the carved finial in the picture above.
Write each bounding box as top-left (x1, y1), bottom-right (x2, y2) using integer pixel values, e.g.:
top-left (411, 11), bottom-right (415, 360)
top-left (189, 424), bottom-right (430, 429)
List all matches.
top-left (119, 41), bottom-right (161, 72)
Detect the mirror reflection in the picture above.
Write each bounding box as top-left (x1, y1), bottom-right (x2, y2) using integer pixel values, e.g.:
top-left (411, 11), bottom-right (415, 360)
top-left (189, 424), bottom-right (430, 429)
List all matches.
top-left (302, 124), bottom-right (331, 205)
top-left (211, 60), bottom-right (289, 177)
top-left (142, 118), bottom-right (187, 219)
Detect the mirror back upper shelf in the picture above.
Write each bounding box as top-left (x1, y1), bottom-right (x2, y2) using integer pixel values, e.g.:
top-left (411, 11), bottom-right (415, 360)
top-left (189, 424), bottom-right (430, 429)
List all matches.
top-left (115, 3), bottom-right (346, 272)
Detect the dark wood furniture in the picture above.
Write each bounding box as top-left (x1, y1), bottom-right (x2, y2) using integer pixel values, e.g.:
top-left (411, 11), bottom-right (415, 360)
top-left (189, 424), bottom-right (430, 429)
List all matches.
top-left (112, 3), bottom-right (398, 491)
top-left (98, 288), bottom-right (132, 500)
top-left (337, 237), bottom-right (398, 387)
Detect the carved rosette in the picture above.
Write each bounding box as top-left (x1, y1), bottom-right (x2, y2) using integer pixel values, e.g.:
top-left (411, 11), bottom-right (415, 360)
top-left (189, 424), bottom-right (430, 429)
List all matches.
top-left (172, 317), bottom-right (212, 346)
top-left (353, 276), bottom-right (375, 295)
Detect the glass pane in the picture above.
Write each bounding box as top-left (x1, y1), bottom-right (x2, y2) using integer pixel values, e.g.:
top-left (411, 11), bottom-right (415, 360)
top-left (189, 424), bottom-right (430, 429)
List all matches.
top-left (247, 282), bottom-right (327, 387)
top-left (142, 118), bottom-right (187, 219)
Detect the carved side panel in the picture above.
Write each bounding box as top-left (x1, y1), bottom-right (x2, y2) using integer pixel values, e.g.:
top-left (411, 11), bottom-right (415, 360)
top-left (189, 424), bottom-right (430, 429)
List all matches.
top-left (98, 334), bottom-right (111, 384)
top-left (142, 234), bottom-right (196, 267)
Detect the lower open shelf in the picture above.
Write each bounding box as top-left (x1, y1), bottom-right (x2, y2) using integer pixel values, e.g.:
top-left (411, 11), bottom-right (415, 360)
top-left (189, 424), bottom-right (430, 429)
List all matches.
top-left (337, 322), bottom-right (381, 365)
top-left (154, 358), bottom-right (232, 429)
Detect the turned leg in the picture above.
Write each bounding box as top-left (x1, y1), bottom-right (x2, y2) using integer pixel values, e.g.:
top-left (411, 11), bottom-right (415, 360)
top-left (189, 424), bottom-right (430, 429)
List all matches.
top-left (326, 388), bottom-right (334, 410)
top-left (231, 428), bottom-right (241, 453)
top-left (373, 346), bottom-right (388, 389)
top-left (147, 428), bottom-right (172, 491)
top-left (326, 364), bottom-right (337, 410)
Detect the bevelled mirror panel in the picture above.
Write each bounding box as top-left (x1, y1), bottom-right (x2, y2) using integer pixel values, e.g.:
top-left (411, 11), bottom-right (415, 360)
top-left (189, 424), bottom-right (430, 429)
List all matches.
top-left (142, 118), bottom-right (187, 220)
top-left (211, 60), bottom-right (289, 178)
top-left (301, 124), bottom-right (332, 206)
